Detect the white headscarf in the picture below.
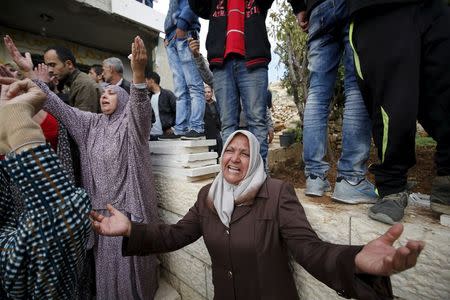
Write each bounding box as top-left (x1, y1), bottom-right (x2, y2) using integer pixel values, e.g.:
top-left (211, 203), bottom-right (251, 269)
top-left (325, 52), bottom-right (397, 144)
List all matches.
top-left (207, 130), bottom-right (267, 227)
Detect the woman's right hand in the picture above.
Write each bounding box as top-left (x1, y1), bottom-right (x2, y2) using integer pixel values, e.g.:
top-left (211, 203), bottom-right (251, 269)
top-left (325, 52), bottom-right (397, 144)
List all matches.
top-left (91, 204), bottom-right (132, 237)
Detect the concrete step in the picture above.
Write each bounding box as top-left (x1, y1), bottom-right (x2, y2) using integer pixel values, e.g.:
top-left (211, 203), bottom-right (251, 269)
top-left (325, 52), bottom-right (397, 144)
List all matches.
top-left (154, 278), bottom-right (181, 300)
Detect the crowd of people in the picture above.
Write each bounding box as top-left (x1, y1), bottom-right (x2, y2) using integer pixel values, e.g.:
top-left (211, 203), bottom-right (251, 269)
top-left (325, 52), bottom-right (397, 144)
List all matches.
top-left (0, 0), bottom-right (449, 299)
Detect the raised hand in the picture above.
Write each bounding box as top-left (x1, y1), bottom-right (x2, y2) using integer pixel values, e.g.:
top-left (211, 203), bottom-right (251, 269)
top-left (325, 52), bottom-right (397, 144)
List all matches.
top-left (355, 223), bottom-right (425, 276)
top-left (4, 35), bottom-right (34, 74)
top-left (91, 204), bottom-right (132, 237)
top-left (130, 36), bottom-right (147, 84)
top-left (295, 11), bottom-right (309, 32)
top-left (188, 38), bottom-right (201, 58)
top-left (0, 78), bottom-right (46, 114)
top-left (34, 63), bottom-right (51, 83)
top-left (0, 64), bottom-right (15, 78)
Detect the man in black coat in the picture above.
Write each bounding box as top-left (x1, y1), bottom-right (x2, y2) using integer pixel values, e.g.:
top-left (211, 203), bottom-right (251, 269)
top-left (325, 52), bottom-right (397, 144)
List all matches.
top-left (145, 70), bottom-right (177, 140)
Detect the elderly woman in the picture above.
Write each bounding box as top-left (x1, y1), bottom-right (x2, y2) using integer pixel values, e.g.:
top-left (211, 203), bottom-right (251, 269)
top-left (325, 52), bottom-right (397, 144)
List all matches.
top-left (92, 130), bottom-right (424, 300)
top-left (4, 36), bottom-right (158, 299)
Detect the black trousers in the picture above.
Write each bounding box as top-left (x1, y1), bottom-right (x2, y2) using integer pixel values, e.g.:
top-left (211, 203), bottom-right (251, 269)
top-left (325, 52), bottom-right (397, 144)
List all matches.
top-left (351, 0), bottom-right (450, 197)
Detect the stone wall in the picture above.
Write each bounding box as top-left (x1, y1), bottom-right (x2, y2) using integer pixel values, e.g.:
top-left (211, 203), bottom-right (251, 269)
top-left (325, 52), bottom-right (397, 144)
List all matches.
top-left (154, 175), bottom-right (450, 300)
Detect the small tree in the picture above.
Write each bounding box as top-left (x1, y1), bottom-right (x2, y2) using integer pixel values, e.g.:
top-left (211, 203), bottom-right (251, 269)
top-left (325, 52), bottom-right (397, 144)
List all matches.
top-left (268, 0), bottom-right (308, 127)
top-left (269, 1), bottom-right (345, 161)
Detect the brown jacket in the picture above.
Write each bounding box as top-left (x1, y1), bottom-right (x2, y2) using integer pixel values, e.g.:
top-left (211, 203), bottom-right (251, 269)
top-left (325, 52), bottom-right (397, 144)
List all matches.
top-left (65, 69), bottom-right (101, 113)
top-left (123, 178), bottom-right (393, 300)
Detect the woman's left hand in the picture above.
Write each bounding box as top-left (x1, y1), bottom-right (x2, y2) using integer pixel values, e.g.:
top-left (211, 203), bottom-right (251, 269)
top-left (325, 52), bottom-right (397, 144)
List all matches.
top-left (130, 36), bottom-right (147, 84)
top-left (355, 223), bottom-right (425, 276)
top-left (90, 204), bottom-right (132, 237)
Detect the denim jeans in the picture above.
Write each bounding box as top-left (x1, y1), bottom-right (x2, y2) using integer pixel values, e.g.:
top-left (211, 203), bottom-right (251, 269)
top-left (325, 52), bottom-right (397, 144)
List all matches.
top-left (303, 0), bottom-right (372, 183)
top-left (213, 58), bottom-right (268, 162)
top-left (166, 35), bottom-right (205, 134)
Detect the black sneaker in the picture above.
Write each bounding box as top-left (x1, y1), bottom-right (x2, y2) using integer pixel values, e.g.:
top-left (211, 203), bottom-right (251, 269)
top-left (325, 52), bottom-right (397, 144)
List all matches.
top-left (158, 133), bottom-right (182, 140)
top-left (368, 191), bottom-right (408, 225)
top-left (181, 130), bottom-right (205, 140)
top-left (430, 175), bottom-right (450, 215)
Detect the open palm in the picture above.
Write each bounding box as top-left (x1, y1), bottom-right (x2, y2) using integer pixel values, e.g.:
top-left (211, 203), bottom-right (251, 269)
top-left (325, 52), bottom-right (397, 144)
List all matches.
top-left (4, 35), bottom-right (33, 73)
top-left (91, 204), bottom-right (132, 237)
top-left (355, 224), bottom-right (425, 276)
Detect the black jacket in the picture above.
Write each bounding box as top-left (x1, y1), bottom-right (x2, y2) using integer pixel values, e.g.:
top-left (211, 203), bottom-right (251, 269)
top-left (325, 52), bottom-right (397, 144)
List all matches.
top-left (189, 0), bottom-right (275, 70)
top-left (204, 101), bottom-right (221, 140)
top-left (346, 0), bottom-right (421, 14)
top-left (119, 79), bottom-right (131, 94)
top-left (150, 88), bottom-right (177, 131)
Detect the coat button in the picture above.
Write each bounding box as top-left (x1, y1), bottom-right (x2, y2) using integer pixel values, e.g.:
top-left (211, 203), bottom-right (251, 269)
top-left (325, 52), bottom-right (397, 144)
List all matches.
top-left (228, 271), bottom-right (233, 278)
top-left (225, 230), bottom-right (230, 235)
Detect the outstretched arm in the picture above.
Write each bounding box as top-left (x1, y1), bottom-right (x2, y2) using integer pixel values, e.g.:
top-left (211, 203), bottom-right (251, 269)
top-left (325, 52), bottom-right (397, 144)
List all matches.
top-left (91, 186), bottom-right (209, 255)
top-left (128, 36), bottom-right (152, 144)
top-left (3, 35), bottom-right (94, 144)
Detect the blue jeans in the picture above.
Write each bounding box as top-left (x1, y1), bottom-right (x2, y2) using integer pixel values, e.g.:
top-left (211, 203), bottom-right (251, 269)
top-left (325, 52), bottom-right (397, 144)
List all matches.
top-left (166, 35), bottom-right (205, 134)
top-left (213, 58), bottom-right (268, 162)
top-left (303, 0), bottom-right (372, 183)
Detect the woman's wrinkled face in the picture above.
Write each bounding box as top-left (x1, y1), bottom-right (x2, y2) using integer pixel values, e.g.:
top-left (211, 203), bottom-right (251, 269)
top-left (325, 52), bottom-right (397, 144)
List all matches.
top-left (100, 88), bottom-right (118, 115)
top-left (222, 134), bottom-right (250, 185)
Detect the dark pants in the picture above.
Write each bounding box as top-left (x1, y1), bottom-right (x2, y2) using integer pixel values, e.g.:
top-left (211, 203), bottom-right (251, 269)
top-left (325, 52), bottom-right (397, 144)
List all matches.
top-left (351, 0), bottom-right (450, 197)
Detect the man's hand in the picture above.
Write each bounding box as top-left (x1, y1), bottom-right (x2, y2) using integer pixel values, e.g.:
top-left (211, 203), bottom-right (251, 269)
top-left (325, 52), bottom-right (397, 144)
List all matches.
top-left (4, 35), bottom-right (34, 74)
top-left (0, 77), bottom-right (46, 114)
top-left (268, 128), bottom-right (274, 144)
top-left (188, 38), bottom-right (201, 58)
top-left (295, 11), bottom-right (309, 32)
top-left (91, 204), bottom-right (132, 237)
top-left (130, 36), bottom-right (147, 84)
top-left (164, 128), bottom-right (174, 135)
top-left (176, 28), bottom-right (187, 39)
top-left (355, 223), bottom-right (425, 276)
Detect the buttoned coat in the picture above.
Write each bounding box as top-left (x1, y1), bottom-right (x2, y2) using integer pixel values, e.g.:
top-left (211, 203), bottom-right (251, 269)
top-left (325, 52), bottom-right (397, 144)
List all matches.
top-left (123, 178), bottom-right (392, 300)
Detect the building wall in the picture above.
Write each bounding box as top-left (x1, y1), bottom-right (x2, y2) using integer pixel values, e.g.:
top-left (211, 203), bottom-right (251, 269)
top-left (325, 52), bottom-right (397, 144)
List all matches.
top-left (0, 26), bottom-right (134, 80)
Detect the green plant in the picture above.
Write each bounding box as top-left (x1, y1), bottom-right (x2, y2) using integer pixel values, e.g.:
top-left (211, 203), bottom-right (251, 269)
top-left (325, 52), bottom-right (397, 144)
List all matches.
top-left (284, 122), bottom-right (303, 143)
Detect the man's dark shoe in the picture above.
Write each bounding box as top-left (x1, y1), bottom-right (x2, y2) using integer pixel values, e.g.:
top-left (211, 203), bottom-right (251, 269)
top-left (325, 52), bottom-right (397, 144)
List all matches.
top-left (158, 133), bottom-right (182, 140)
top-left (430, 175), bottom-right (450, 215)
top-left (181, 130), bottom-right (205, 140)
top-left (368, 191), bottom-right (408, 225)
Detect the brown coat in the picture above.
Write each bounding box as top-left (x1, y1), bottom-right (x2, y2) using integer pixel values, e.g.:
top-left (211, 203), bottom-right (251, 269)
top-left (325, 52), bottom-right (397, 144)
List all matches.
top-left (123, 178), bottom-right (393, 300)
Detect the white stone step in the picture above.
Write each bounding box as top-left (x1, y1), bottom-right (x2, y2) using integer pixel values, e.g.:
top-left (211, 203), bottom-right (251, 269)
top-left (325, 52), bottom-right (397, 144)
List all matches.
top-left (152, 152), bottom-right (218, 163)
top-left (152, 159), bottom-right (218, 168)
top-left (154, 278), bottom-right (181, 300)
top-left (153, 164), bottom-right (220, 181)
top-left (150, 139), bottom-right (217, 147)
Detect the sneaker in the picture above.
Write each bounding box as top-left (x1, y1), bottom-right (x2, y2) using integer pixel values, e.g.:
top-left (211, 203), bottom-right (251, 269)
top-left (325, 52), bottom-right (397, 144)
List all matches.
top-left (305, 175), bottom-right (331, 197)
top-left (332, 178), bottom-right (378, 204)
top-left (181, 130), bottom-right (205, 140)
top-left (368, 191), bottom-right (408, 225)
top-left (158, 133), bottom-right (182, 140)
top-left (430, 175), bottom-right (450, 215)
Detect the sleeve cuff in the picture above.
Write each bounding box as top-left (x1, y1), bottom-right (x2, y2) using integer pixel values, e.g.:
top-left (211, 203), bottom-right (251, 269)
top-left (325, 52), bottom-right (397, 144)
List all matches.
top-left (122, 222), bottom-right (148, 256)
top-left (133, 82), bottom-right (147, 89)
top-left (337, 246), bottom-right (393, 299)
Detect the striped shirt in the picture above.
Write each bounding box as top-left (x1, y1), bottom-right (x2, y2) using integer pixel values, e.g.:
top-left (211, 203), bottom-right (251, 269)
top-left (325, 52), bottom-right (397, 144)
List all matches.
top-left (0, 144), bottom-right (91, 299)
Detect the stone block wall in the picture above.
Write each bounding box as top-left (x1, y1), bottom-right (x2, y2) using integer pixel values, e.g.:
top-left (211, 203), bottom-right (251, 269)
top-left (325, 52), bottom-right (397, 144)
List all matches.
top-left (154, 175), bottom-right (450, 300)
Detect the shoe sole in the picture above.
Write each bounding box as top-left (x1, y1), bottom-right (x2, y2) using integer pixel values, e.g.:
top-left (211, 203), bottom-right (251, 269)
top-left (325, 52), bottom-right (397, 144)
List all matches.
top-left (305, 191), bottom-right (325, 197)
top-left (368, 211), bottom-right (396, 225)
top-left (430, 202), bottom-right (450, 215)
top-left (332, 195), bottom-right (377, 205)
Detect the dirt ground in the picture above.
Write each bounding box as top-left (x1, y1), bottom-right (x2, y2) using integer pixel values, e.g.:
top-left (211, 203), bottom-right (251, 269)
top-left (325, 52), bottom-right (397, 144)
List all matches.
top-left (271, 145), bottom-right (436, 195)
